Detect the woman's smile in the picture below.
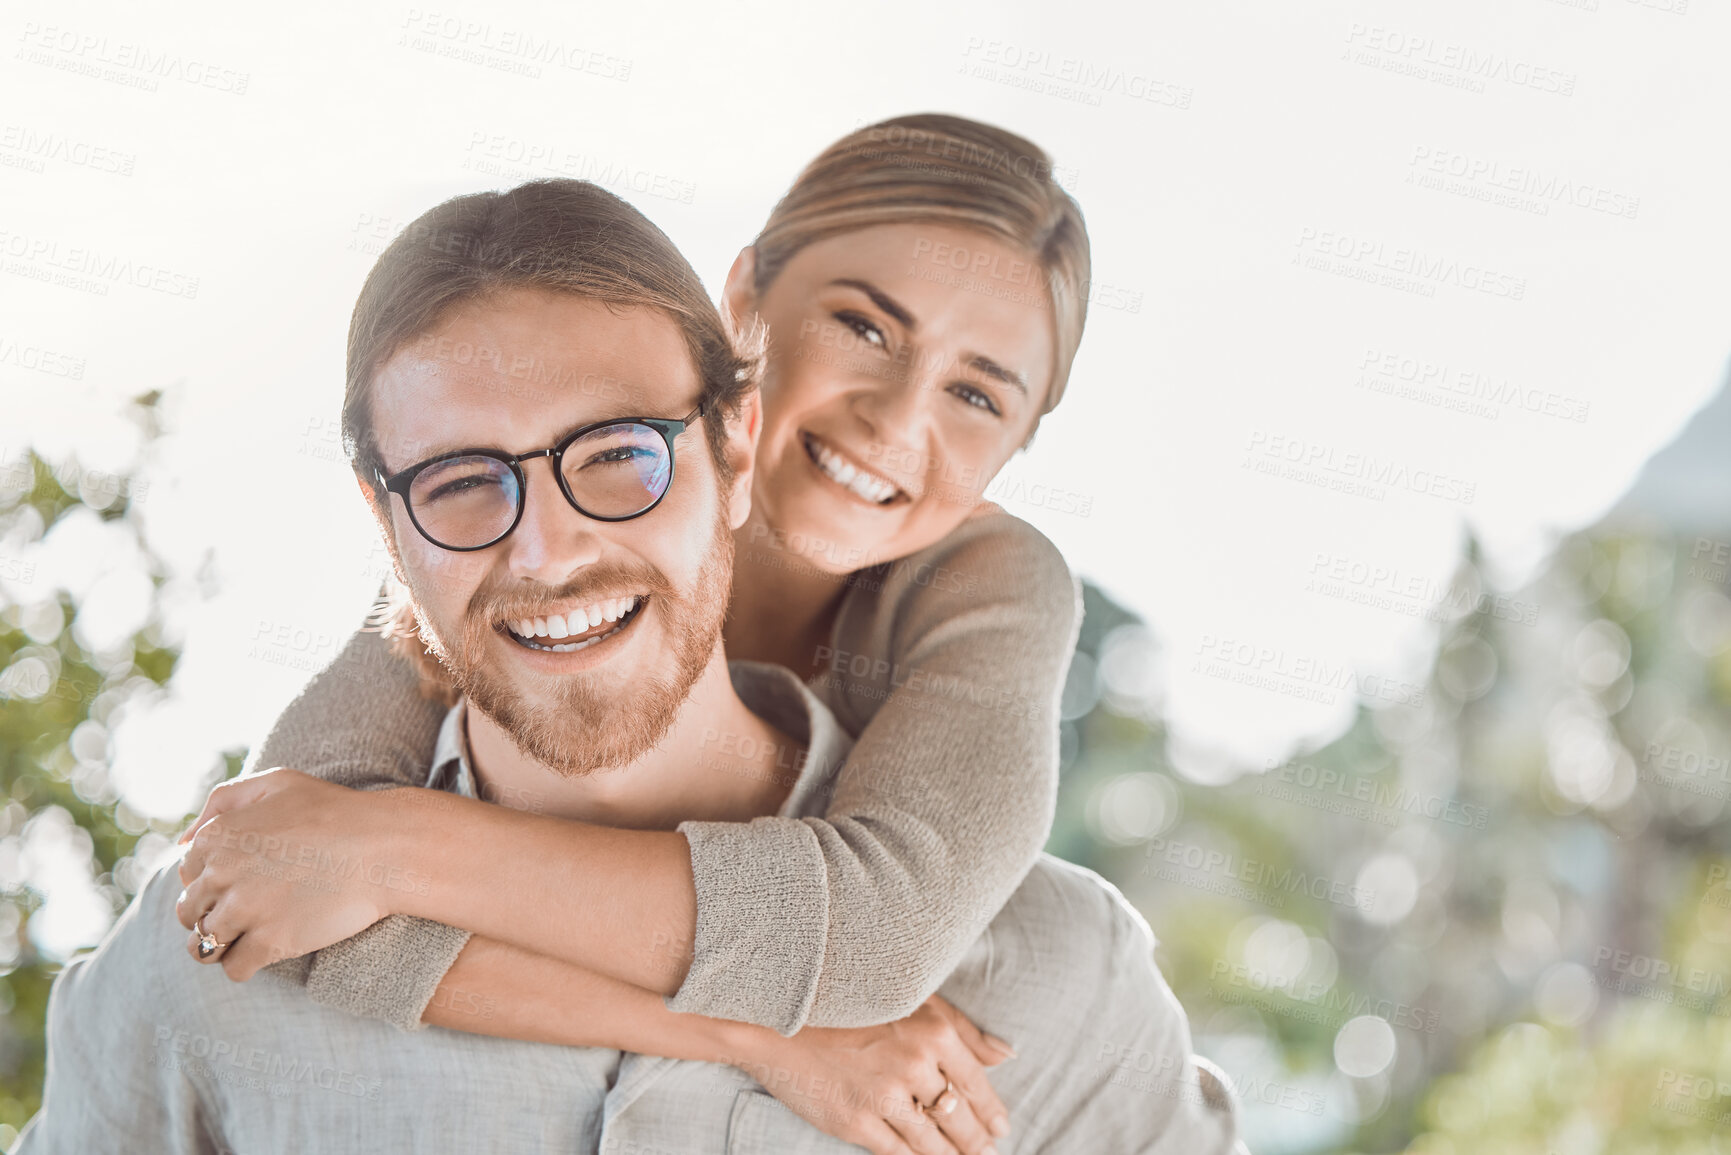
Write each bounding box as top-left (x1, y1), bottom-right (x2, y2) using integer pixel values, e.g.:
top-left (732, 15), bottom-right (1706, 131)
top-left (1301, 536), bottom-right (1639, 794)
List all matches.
top-left (800, 431), bottom-right (908, 507)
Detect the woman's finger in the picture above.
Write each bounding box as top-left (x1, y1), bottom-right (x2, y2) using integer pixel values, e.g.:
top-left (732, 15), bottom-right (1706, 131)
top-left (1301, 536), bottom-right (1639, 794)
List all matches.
top-left (885, 1096), bottom-right (962, 1155)
top-left (851, 1114), bottom-right (918, 1155)
top-left (932, 1025), bottom-right (1011, 1140)
top-left (926, 1074), bottom-right (998, 1155)
top-left (174, 872), bottom-right (221, 932)
top-left (926, 995), bottom-right (1015, 1065)
top-left (175, 770), bottom-right (286, 844)
top-left (219, 931), bottom-right (282, 983)
top-left (182, 893), bottom-right (240, 967)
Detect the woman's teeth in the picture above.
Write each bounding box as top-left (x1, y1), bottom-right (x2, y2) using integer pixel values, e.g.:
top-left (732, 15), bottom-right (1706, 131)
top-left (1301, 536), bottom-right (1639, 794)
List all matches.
top-left (807, 437), bottom-right (900, 505)
top-left (507, 595), bottom-right (641, 652)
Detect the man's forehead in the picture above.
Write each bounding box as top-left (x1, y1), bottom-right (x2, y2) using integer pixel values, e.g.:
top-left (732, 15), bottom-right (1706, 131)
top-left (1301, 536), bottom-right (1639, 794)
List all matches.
top-left (370, 292), bottom-right (698, 468)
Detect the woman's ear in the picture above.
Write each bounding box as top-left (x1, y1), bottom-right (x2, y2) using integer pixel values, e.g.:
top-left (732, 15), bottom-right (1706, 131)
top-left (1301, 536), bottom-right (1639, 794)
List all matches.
top-left (722, 246), bottom-right (759, 330)
top-left (722, 388), bottom-right (763, 532)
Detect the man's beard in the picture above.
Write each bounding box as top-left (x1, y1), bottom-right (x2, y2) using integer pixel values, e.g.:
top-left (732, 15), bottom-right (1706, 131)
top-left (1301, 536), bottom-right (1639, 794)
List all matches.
top-left (412, 507), bottom-right (734, 777)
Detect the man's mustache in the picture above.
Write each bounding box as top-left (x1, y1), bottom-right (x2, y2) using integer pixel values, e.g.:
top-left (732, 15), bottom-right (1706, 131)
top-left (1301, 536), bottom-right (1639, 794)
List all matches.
top-left (462, 560), bottom-right (676, 626)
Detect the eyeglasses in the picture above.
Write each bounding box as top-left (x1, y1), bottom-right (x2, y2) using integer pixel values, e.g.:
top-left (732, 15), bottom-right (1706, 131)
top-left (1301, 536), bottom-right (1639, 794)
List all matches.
top-left (375, 404), bottom-right (705, 551)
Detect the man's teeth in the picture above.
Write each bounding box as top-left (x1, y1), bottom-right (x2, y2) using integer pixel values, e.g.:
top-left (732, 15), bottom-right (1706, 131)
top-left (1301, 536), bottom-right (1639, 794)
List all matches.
top-left (810, 438), bottom-right (899, 504)
top-left (511, 595), bottom-right (640, 640)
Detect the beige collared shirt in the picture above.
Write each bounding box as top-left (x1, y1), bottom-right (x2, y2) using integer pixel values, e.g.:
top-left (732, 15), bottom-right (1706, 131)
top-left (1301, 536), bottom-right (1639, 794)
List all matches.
top-left (21, 662), bottom-right (1243, 1153)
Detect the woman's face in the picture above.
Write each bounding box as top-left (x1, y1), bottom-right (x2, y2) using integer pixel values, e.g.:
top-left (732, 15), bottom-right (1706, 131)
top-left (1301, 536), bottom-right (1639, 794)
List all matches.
top-left (741, 222), bottom-right (1057, 574)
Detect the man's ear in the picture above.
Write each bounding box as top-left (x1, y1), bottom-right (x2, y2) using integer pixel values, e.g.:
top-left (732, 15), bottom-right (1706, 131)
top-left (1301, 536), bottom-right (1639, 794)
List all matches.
top-left (721, 246), bottom-right (759, 332)
top-left (722, 389), bottom-right (762, 532)
top-left (356, 470), bottom-right (406, 578)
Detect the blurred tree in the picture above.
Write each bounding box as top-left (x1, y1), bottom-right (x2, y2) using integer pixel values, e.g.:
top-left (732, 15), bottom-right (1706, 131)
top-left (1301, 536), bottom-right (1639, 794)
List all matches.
top-left (0, 396), bottom-right (240, 1140)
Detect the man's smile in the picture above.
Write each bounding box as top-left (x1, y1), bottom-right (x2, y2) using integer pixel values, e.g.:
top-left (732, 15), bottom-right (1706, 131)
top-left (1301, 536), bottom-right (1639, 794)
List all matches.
top-left (500, 595), bottom-right (647, 653)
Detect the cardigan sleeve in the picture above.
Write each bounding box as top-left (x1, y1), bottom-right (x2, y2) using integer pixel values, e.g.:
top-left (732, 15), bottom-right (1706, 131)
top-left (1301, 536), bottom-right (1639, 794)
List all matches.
top-left (671, 509), bottom-right (1081, 1033)
top-left (253, 621), bottom-right (469, 1031)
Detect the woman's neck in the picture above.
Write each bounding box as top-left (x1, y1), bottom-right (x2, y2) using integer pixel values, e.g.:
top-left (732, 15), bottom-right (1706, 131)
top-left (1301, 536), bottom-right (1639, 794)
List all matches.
top-left (726, 514), bottom-right (852, 681)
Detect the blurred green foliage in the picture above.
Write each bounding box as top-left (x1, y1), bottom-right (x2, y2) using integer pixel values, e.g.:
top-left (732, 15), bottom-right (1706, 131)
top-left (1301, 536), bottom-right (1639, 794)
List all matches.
top-left (0, 408), bottom-right (240, 1140)
top-left (1054, 528), bottom-right (1731, 1153)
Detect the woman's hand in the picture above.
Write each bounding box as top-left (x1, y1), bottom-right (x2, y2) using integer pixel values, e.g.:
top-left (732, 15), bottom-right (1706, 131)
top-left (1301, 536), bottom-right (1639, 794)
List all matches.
top-left (172, 768), bottom-right (415, 980)
top-left (731, 994), bottom-right (1015, 1155)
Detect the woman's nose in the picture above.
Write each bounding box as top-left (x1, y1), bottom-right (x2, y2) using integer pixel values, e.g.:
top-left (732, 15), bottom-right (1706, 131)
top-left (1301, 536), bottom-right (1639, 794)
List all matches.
top-left (849, 374), bottom-right (931, 455)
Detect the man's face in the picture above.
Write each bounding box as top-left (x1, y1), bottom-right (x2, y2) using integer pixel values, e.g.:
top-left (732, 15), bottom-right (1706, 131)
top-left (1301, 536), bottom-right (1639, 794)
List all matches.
top-left (368, 286), bottom-right (744, 775)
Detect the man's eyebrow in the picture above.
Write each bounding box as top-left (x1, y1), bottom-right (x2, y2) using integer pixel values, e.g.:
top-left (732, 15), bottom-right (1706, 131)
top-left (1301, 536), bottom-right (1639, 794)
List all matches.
top-left (965, 354), bottom-right (1028, 395)
top-left (390, 409), bottom-right (645, 470)
top-left (829, 279), bottom-right (917, 329)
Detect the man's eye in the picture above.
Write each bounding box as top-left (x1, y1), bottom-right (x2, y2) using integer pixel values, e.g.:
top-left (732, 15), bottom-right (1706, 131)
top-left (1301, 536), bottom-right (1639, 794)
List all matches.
top-left (584, 446), bottom-right (655, 466)
top-left (950, 383), bottom-right (1001, 416)
top-left (834, 311), bottom-right (887, 349)
top-left (426, 474), bottom-right (502, 501)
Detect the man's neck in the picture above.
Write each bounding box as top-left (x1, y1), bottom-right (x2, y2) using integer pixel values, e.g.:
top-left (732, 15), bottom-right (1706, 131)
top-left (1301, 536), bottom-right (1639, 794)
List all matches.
top-left (464, 645), bottom-right (802, 829)
top-left (724, 511), bottom-right (849, 681)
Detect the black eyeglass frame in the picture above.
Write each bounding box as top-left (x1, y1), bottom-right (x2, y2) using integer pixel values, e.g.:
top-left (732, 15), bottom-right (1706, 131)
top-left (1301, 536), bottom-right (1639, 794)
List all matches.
top-left (374, 403), bottom-right (706, 552)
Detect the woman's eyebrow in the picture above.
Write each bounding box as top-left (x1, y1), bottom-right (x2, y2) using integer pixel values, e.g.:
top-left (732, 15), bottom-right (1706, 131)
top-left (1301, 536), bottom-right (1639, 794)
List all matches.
top-left (963, 354), bottom-right (1028, 395)
top-left (829, 279), bottom-right (916, 329)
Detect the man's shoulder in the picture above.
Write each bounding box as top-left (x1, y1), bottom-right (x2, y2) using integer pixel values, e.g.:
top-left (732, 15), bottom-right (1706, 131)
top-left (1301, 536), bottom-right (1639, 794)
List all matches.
top-left (947, 853), bottom-right (1184, 1049)
top-left (996, 853), bottom-right (1157, 956)
top-left (54, 861), bottom-right (273, 1035)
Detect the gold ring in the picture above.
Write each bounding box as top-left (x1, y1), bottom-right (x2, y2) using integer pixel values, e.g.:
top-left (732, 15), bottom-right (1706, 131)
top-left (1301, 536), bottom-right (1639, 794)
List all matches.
top-left (194, 915), bottom-right (228, 960)
top-left (932, 1081), bottom-right (959, 1116)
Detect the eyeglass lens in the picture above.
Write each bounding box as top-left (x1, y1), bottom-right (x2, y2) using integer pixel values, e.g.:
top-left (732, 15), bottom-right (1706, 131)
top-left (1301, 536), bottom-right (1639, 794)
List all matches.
top-left (407, 422), bottom-right (674, 548)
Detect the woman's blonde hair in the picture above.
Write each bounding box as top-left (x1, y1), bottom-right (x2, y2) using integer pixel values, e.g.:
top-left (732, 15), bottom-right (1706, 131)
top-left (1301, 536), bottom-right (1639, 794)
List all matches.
top-left (751, 113), bottom-right (1090, 419)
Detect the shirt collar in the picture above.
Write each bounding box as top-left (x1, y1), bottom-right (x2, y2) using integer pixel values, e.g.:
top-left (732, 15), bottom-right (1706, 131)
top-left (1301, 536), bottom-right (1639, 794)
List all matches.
top-left (425, 661), bottom-right (854, 821)
top-left (425, 699), bottom-right (477, 799)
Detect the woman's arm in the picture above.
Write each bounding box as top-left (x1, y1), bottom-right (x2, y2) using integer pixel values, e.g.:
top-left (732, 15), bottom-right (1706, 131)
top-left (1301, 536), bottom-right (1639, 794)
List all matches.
top-left (246, 615), bottom-right (475, 1026)
top-left (426, 936), bottom-right (1017, 1155)
top-left (674, 510), bottom-right (1081, 1030)
top-left (207, 512), bottom-right (1075, 1036)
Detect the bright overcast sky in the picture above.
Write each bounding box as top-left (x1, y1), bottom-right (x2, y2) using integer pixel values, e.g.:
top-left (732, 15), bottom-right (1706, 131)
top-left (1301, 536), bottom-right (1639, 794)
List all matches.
top-left (4, 0), bottom-right (1729, 820)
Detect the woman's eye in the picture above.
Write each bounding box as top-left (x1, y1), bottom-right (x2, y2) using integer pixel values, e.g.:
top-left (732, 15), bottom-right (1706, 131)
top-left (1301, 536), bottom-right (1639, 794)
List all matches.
top-left (833, 311), bottom-right (887, 350)
top-left (949, 382), bottom-right (1002, 417)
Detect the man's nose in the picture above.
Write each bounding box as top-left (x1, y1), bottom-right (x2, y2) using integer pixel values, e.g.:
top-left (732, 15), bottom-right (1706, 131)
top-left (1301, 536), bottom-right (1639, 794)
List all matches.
top-left (506, 461), bottom-right (603, 581)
